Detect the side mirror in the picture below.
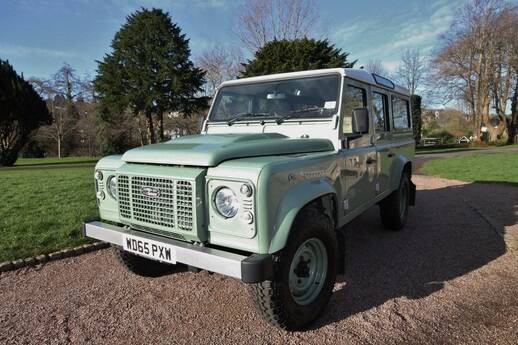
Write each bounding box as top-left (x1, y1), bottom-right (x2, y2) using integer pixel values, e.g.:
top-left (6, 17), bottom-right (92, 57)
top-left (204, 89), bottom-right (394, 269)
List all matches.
top-left (352, 108), bottom-right (369, 134)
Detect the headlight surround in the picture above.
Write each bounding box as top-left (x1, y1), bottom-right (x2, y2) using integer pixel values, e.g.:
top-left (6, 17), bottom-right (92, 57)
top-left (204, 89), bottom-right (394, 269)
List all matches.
top-left (107, 176), bottom-right (118, 200)
top-left (214, 187), bottom-right (239, 218)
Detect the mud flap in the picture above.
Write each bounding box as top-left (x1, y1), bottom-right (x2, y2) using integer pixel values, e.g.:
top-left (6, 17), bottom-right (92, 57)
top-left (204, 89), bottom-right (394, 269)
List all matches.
top-left (409, 180), bottom-right (416, 206)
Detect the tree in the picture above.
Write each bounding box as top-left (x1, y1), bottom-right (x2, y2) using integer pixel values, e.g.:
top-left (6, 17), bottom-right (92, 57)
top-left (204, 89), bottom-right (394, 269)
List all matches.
top-left (29, 63), bottom-right (86, 157)
top-left (235, 0), bottom-right (319, 52)
top-left (431, 0), bottom-right (517, 142)
top-left (364, 59), bottom-right (387, 76)
top-left (0, 59), bottom-right (51, 166)
top-left (94, 8), bottom-right (207, 144)
top-left (241, 38), bottom-right (356, 77)
top-left (396, 48), bottom-right (426, 95)
top-left (410, 95), bottom-right (422, 145)
top-left (196, 45), bottom-right (243, 96)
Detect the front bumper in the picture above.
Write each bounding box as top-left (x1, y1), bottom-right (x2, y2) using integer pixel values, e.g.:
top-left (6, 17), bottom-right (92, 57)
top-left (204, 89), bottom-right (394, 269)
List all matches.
top-left (83, 220), bottom-right (272, 283)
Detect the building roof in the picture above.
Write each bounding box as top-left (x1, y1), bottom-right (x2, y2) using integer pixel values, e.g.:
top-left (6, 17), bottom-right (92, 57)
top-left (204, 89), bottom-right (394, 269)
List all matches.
top-left (220, 68), bottom-right (409, 96)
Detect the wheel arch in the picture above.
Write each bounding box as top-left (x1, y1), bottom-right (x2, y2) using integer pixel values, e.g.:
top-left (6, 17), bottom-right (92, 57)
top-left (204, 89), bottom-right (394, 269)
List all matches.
top-left (389, 155), bottom-right (413, 192)
top-left (268, 179), bottom-right (338, 254)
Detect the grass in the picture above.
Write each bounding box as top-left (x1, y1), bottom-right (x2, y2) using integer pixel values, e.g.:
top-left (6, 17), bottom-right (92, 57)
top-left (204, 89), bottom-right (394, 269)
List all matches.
top-left (0, 163), bottom-right (98, 262)
top-left (422, 152), bottom-right (518, 186)
top-left (416, 143), bottom-right (518, 155)
top-left (15, 156), bottom-right (100, 166)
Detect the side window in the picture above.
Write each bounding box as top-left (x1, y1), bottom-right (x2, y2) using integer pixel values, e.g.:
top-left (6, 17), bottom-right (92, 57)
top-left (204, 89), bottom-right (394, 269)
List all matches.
top-left (372, 92), bottom-right (389, 132)
top-left (342, 84), bottom-right (366, 135)
top-left (392, 96), bottom-right (410, 130)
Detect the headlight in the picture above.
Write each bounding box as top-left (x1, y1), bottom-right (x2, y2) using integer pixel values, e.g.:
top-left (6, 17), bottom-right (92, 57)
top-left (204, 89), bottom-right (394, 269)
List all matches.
top-left (214, 187), bottom-right (239, 218)
top-left (107, 176), bottom-right (118, 200)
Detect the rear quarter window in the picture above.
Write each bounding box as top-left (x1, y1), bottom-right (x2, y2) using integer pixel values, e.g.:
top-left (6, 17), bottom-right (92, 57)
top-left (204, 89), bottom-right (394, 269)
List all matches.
top-left (392, 96), bottom-right (410, 130)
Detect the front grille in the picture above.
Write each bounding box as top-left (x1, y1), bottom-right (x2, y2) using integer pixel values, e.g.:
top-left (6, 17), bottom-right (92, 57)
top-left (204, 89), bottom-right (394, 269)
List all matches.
top-left (118, 175), bottom-right (194, 232)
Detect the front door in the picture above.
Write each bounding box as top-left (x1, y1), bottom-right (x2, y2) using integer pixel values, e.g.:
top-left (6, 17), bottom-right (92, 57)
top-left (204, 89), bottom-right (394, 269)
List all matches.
top-left (371, 88), bottom-right (394, 195)
top-left (339, 80), bottom-right (377, 218)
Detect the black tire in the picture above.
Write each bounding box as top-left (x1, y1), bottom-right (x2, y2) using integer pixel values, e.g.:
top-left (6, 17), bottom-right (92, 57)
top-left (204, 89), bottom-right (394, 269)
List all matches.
top-left (379, 173), bottom-right (411, 231)
top-left (112, 246), bottom-right (174, 277)
top-left (249, 206), bottom-right (337, 331)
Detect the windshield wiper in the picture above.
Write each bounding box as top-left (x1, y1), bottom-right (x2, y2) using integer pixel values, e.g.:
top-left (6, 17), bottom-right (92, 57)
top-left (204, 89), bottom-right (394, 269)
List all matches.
top-left (227, 112), bottom-right (274, 125)
top-left (275, 106), bottom-right (324, 124)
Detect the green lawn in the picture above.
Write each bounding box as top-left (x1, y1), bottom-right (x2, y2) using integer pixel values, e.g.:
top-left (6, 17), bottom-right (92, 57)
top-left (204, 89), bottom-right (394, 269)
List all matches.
top-left (422, 152), bottom-right (518, 186)
top-left (15, 156), bottom-right (100, 166)
top-left (0, 164), bottom-right (98, 262)
top-left (416, 143), bottom-right (518, 155)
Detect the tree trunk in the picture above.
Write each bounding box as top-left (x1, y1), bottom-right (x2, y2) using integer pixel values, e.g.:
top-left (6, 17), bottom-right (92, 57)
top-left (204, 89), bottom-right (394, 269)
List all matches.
top-left (146, 112), bottom-right (156, 144)
top-left (57, 134), bottom-right (61, 158)
top-left (508, 79), bottom-right (518, 144)
top-left (159, 113), bottom-right (165, 142)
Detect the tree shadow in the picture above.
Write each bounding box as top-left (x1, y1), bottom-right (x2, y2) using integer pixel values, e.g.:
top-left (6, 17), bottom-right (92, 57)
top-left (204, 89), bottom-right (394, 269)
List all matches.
top-left (312, 181), bottom-right (515, 329)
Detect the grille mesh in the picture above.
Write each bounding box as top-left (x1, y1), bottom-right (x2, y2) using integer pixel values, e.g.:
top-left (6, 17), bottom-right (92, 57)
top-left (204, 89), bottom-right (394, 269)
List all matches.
top-left (118, 175), bottom-right (194, 232)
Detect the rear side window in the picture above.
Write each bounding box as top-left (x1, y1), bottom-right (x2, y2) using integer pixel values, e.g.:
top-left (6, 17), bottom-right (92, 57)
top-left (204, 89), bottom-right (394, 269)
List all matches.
top-left (372, 92), bottom-right (389, 132)
top-left (342, 85), bottom-right (366, 134)
top-left (392, 96), bottom-right (410, 129)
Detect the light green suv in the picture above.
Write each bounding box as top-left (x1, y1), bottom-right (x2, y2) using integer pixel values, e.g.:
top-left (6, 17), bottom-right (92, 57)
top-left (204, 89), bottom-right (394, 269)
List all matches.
top-left (84, 68), bottom-right (416, 330)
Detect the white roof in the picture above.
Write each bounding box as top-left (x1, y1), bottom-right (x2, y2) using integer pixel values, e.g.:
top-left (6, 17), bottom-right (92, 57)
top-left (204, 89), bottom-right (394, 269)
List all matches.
top-left (220, 68), bottom-right (409, 96)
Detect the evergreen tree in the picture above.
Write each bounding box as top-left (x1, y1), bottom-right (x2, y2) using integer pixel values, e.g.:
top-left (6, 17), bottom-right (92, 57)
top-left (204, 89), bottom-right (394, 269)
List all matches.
top-left (0, 59), bottom-right (51, 166)
top-left (94, 8), bottom-right (207, 144)
top-left (410, 94), bottom-right (422, 145)
top-left (241, 38), bottom-right (356, 77)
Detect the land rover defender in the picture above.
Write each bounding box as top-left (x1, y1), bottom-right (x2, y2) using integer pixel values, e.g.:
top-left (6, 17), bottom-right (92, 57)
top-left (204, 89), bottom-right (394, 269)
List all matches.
top-left (83, 68), bottom-right (416, 330)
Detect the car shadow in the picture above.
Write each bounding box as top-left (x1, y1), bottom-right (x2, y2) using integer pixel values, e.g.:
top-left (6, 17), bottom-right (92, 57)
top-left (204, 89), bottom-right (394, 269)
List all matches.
top-left (311, 181), bottom-right (515, 329)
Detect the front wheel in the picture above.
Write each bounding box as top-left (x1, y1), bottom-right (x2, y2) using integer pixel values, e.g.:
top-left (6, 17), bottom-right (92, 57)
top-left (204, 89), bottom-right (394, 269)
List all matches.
top-left (249, 207), bottom-right (337, 330)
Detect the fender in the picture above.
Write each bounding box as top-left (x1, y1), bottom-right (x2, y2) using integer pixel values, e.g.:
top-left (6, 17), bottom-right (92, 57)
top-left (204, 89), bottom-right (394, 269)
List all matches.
top-left (268, 178), bottom-right (336, 253)
top-left (389, 155), bottom-right (412, 192)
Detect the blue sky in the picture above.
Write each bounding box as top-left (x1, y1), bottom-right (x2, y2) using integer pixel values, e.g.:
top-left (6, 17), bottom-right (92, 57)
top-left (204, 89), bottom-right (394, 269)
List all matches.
top-left (0, 0), bottom-right (473, 79)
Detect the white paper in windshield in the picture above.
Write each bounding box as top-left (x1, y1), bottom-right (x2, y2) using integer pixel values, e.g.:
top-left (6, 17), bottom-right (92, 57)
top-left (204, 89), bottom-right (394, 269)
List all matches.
top-left (324, 101), bottom-right (336, 109)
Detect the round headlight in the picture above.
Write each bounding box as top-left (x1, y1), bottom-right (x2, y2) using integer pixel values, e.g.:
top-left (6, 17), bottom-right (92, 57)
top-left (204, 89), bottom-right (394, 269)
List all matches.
top-left (214, 187), bottom-right (239, 218)
top-left (107, 176), bottom-right (118, 200)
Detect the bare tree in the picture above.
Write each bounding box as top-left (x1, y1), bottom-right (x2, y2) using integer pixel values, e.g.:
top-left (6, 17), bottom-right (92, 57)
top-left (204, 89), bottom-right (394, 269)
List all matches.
top-left (196, 46), bottom-right (243, 96)
top-left (396, 48), bottom-right (427, 95)
top-left (235, 0), bottom-right (319, 52)
top-left (364, 59), bottom-right (387, 76)
top-left (29, 63), bottom-right (87, 157)
top-left (431, 0), bottom-right (517, 141)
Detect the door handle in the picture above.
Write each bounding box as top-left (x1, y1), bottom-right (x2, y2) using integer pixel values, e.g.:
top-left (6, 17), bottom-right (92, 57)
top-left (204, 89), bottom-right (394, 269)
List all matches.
top-left (366, 157), bottom-right (377, 165)
top-left (388, 152), bottom-right (395, 158)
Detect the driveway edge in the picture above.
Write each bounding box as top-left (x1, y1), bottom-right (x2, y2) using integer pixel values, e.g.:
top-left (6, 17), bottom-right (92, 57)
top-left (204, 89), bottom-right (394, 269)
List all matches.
top-left (0, 242), bottom-right (110, 274)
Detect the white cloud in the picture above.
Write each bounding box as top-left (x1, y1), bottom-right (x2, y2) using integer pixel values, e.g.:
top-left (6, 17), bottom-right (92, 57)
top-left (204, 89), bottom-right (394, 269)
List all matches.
top-left (331, 0), bottom-right (460, 71)
top-left (0, 43), bottom-right (75, 58)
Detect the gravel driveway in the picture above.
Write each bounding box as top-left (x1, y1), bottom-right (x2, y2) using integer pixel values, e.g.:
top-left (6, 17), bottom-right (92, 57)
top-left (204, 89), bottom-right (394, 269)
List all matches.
top-left (1, 175), bottom-right (517, 345)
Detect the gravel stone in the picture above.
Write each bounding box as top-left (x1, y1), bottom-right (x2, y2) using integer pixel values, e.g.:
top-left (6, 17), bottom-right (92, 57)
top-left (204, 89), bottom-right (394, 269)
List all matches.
top-left (0, 176), bottom-right (516, 345)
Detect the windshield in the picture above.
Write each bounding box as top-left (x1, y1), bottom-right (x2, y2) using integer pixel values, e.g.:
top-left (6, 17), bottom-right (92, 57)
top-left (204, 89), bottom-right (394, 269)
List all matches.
top-left (209, 74), bottom-right (341, 122)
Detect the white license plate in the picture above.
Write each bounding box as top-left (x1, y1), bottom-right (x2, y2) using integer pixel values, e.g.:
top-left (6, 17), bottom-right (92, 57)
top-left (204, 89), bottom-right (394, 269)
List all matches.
top-left (123, 234), bottom-right (177, 264)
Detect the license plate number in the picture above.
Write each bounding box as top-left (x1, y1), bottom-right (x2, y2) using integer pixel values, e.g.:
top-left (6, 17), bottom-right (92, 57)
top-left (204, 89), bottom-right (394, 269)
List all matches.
top-left (122, 234), bottom-right (176, 264)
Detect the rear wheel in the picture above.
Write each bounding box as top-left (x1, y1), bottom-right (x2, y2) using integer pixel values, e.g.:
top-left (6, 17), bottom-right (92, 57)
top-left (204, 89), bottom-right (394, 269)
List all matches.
top-left (249, 206), bottom-right (337, 330)
top-left (112, 246), bottom-right (174, 277)
top-left (379, 173), bottom-right (411, 231)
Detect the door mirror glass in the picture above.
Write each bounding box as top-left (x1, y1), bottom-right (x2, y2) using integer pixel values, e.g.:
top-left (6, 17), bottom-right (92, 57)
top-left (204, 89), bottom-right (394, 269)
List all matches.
top-left (352, 108), bottom-right (369, 134)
